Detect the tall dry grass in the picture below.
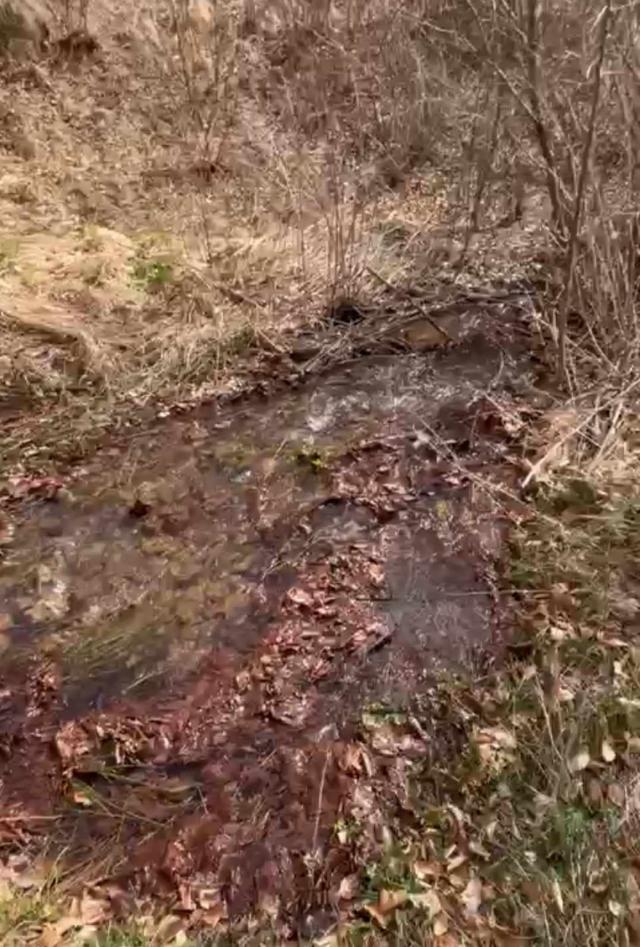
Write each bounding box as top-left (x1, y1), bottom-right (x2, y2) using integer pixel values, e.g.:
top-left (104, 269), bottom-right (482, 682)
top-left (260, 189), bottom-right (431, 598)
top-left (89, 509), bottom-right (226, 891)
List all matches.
top-left (1, 0), bottom-right (639, 463)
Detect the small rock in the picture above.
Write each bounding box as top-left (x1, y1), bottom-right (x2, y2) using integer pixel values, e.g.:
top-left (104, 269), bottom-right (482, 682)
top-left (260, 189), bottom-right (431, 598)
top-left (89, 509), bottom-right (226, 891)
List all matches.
top-left (289, 340), bottom-right (320, 362)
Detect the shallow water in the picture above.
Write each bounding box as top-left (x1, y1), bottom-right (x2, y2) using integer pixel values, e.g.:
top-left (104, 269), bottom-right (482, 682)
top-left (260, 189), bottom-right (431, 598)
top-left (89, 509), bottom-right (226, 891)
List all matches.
top-left (0, 308), bottom-right (530, 716)
top-left (0, 302), bottom-right (536, 918)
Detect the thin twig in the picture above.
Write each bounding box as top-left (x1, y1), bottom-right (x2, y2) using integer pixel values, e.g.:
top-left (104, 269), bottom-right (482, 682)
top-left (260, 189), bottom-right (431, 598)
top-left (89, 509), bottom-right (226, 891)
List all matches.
top-left (365, 266), bottom-right (453, 341)
top-left (311, 747), bottom-right (331, 856)
top-left (556, 0), bottom-right (614, 385)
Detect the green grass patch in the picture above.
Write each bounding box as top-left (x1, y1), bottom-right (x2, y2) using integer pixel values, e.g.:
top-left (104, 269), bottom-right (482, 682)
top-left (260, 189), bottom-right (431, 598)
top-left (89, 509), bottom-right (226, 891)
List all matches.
top-left (132, 258), bottom-right (174, 290)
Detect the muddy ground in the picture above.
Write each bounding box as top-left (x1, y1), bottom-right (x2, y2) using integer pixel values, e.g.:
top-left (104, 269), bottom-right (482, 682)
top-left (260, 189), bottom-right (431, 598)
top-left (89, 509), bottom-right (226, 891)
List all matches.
top-left (0, 293), bottom-right (537, 933)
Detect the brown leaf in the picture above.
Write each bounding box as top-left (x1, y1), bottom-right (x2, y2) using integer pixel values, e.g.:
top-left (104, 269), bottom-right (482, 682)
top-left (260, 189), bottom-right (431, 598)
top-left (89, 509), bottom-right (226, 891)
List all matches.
top-left (288, 587), bottom-right (314, 608)
top-left (257, 891), bottom-right (279, 918)
top-left (447, 853), bottom-right (468, 873)
top-left (178, 883), bottom-right (195, 911)
top-left (449, 871), bottom-right (468, 889)
top-left (54, 723), bottom-right (92, 766)
top-left (364, 903), bottom-right (389, 928)
top-left (551, 877), bottom-right (564, 914)
top-left (38, 917), bottom-right (78, 947)
top-left (195, 888), bottom-right (220, 910)
top-left (155, 915), bottom-right (185, 943)
top-left (413, 860), bottom-right (441, 881)
top-left (568, 749), bottom-right (590, 773)
top-left (337, 742), bottom-right (365, 775)
top-left (378, 888), bottom-right (408, 914)
top-left (461, 876), bottom-right (482, 916)
top-left (521, 880), bottom-right (543, 903)
top-left (71, 894), bottom-right (109, 926)
top-left (469, 839), bottom-right (491, 860)
top-left (410, 889), bottom-right (441, 916)
top-left (337, 874), bottom-right (359, 901)
top-left (494, 935), bottom-right (530, 947)
top-left (433, 913), bottom-right (449, 935)
top-left (201, 904), bottom-right (226, 929)
top-left (587, 777), bottom-right (603, 805)
top-left (608, 783), bottom-right (626, 807)
top-left (365, 888), bottom-right (408, 927)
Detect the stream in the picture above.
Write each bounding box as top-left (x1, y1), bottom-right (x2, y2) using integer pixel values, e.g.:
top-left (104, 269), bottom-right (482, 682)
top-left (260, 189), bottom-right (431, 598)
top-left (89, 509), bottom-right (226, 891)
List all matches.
top-left (0, 296), bottom-right (535, 923)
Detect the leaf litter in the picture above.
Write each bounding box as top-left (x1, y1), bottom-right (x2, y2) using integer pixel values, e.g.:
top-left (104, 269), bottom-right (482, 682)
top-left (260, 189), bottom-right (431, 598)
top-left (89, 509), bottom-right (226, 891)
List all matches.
top-left (7, 299), bottom-right (632, 942)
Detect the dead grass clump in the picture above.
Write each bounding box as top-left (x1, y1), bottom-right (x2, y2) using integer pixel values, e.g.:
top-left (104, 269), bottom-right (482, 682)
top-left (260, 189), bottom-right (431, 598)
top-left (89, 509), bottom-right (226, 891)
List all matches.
top-left (0, 2), bottom-right (49, 56)
top-left (0, 0), bottom-right (637, 463)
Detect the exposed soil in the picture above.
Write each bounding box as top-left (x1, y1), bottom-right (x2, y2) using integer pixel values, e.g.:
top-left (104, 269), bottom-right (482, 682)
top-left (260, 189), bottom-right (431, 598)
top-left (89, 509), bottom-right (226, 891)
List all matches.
top-left (0, 296), bottom-right (536, 930)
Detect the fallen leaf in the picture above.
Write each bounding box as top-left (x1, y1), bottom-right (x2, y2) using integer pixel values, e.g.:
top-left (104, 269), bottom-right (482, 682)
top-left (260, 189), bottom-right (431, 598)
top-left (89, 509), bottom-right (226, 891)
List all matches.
top-left (551, 877), bottom-right (564, 914)
top-left (409, 889), bottom-right (441, 916)
top-left (568, 749), bottom-right (590, 773)
top-left (589, 873), bottom-right (608, 894)
top-left (482, 882), bottom-right (496, 901)
top-left (609, 899), bottom-right (624, 918)
top-left (337, 743), bottom-right (365, 775)
top-left (196, 888), bottom-right (221, 911)
top-left (461, 876), bottom-right (482, 916)
top-left (178, 884), bottom-right (195, 911)
top-left (39, 929), bottom-right (63, 947)
top-left (558, 686), bottom-right (575, 703)
top-left (363, 903), bottom-right (389, 928)
top-left (475, 727), bottom-right (517, 771)
top-left (433, 913), bottom-right (449, 935)
top-left (314, 935), bottom-right (341, 947)
top-left (201, 905), bottom-right (226, 929)
top-left (587, 777), bottom-right (603, 805)
top-left (38, 917), bottom-right (78, 947)
top-left (287, 587), bottom-right (314, 608)
top-left (469, 839), bottom-right (490, 859)
top-left (155, 915), bottom-right (185, 943)
top-left (608, 783), bottom-right (626, 807)
top-left (71, 789), bottom-right (93, 807)
top-left (602, 740), bottom-right (616, 763)
top-left (449, 871), bottom-right (468, 890)
top-left (257, 891), bottom-right (279, 918)
top-left (74, 894), bottom-right (109, 925)
top-left (446, 804), bottom-right (468, 829)
top-left (447, 854), bottom-right (468, 873)
top-left (378, 888), bottom-right (408, 914)
top-left (413, 860), bottom-right (441, 881)
top-left (337, 874), bottom-right (359, 900)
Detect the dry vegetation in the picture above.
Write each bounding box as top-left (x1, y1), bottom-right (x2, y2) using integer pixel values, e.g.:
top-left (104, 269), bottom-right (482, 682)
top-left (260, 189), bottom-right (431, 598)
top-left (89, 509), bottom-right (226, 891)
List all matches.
top-left (0, 0), bottom-right (637, 447)
top-left (2, 0), bottom-right (640, 945)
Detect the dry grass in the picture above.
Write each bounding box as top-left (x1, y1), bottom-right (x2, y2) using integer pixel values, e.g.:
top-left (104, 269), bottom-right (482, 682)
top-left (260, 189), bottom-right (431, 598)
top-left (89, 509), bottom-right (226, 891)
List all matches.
top-left (0, 0), bottom-right (561, 473)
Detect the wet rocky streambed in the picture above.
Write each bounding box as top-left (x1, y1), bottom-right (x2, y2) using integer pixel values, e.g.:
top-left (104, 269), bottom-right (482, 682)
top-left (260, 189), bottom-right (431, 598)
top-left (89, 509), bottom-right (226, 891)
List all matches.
top-left (0, 297), bottom-right (535, 927)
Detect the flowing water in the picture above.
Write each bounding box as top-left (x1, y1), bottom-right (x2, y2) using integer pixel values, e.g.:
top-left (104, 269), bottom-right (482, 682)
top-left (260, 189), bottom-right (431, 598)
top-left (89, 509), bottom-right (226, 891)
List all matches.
top-left (0, 298), bottom-right (535, 921)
